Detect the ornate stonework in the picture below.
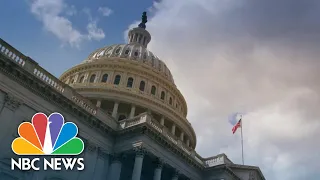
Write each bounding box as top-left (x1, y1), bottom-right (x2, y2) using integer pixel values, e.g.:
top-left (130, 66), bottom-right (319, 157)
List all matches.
top-left (4, 93), bottom-right (22, 111)
top-left (249, 171), bottom-right (256, 180)
top-left (85, 141), bottom-right (97, 152)
top-left (97, 148), bottom-right (109, 159)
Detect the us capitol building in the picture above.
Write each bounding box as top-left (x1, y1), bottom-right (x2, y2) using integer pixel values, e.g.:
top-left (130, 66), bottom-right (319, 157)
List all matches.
top-left (0, 12), bottom-right (265, 180)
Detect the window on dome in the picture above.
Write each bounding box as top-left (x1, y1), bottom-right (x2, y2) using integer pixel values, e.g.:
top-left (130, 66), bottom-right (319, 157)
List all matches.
top-left (114, 75), bottom-right (121, 85)
top-left (125, 49), bottom-right (130, 55)
top-left (115, 47), bottom-right (121, 54)
top-left (134, 51), bottom-right (139, 56)
top-left (151, 86), bottom-right (156, 95)
top-left (161, 91), bottom-right (166, 100)
top-left (127, 77), bottom-right (134, 88)
top-left (101, 74), bottom-right (108, 83)
top-left (89, 74), bottom-right (96, 83)
top-left (79, 76), bottom-right (84, 83)
top-left (151, 56), bottom-right (155, 66)
top-left (169, 97), bottom-right (172, 105)
top-left (139, 81), bottom-right (145, 91)
top-left (70, 79), bottom-right (74, 84)
top-left (118, 115), bottom-right (126, 121)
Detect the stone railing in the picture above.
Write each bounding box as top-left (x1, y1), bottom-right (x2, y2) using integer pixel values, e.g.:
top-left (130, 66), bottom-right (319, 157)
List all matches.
top-left (120, 113), bottom-right (200, 164)
top-left (119, 113), bottom-right (230, 168)
top-left (0, 38), bottom-right (118, 130)
top-left (203, 155), bottom-right (225, 167)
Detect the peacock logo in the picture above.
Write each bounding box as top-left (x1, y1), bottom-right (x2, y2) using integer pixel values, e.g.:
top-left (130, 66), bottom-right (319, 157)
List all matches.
top-left (11, 112), bottom-right (84, 155)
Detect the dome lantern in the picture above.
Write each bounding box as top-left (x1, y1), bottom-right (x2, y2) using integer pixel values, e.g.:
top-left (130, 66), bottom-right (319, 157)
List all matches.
top-left (128, 12), bottom-right (151, 48)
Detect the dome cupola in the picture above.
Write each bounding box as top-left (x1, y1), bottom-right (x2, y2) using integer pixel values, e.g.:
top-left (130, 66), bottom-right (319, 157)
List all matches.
top-left (128, 11), bottom-right (151, 48)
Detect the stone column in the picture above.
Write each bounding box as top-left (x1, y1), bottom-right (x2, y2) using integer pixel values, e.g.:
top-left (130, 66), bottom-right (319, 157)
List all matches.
top-left (131, 150), bottom-right (145, 180)
top-left (160, 116), bottom-right (165, 126)
top-left (129, 105), bottom-right (136, 118)
top-left (171, 124), bottom-right (176, 135)
top-left (112, 101), bottom-right (119, 118)
top-left (180, 132), bottom-right (184, 141)
top-left (186, 139), bottom-right (190, 147)
top-left (107, 154), bottom-right (122, 180)
top-left (96, 100), bottom-right (101, 108)
top-left (153, 160), bottom-right (163, 180)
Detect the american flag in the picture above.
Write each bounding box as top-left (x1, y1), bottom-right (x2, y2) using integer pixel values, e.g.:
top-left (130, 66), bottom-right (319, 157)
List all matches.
top-left (232, 117), bottom-right (242, 134)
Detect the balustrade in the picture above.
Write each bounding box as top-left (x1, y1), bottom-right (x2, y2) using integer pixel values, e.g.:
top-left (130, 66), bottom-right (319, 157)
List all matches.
top-left (0, 38), bottom-right (119, 130)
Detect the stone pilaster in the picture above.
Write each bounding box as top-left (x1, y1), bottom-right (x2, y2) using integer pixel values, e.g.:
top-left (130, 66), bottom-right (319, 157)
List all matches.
top-left (3, 94), bottom-right (22, 111)
top-left (0, 94), bottom-right (22, 156)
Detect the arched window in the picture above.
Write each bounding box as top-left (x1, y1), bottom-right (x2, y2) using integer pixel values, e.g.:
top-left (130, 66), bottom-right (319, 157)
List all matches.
top-left (169, 97), bottom-right (172, 105)
top-left (89, 74), bottom-right (96, 83)
top-left (101, 74), bottom-right (108, 83)
top-left (79, 76), bottom-right (84, 83)
top-left (151, 86), bottom-right (156, 95)
top-left (139, 81), bottom-right (145, 91)
top-left (70, 79), bottom-right (74, 84)
top-left (127, 77), bottom-right (134, 88)
top-left (115, 47), bottom-right (121, 54)
top-left (114, 75), bottom-right (121, 85)
top-left (161, 91), bottom-right (165, 100)
top-left (118, 115), bottom-right (126, 121)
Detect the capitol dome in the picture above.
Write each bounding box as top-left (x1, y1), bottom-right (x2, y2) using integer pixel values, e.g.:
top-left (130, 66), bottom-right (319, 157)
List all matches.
top-left (59, 17), bottom-right (196, 149)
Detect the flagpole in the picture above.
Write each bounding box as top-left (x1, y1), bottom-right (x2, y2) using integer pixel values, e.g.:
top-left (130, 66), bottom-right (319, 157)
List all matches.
top-left (240, 115), bottom-right (244, 165)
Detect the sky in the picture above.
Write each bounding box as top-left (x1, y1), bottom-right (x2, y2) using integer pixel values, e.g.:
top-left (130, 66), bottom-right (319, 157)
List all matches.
top-left (1, 0), bottom-right (320, 180)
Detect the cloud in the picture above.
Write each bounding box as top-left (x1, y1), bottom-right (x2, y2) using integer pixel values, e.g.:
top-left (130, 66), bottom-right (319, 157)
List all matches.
top-left (29, 0), bottom-right (105, 47)
top-left (126, 0), bottom-right (320, 179)
top-left (98, 7), bottom-right (113, 17)
top-left (87, 21), bottom-right (105, 41)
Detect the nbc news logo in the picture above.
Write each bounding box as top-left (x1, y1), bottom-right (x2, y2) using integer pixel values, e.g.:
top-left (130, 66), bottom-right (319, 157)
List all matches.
top-left (11, 112), bottom-right (85, 171)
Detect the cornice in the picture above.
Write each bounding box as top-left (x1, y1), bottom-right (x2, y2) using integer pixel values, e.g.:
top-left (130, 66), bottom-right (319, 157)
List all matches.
top-left (73, 86), bottom-right (196, 148)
